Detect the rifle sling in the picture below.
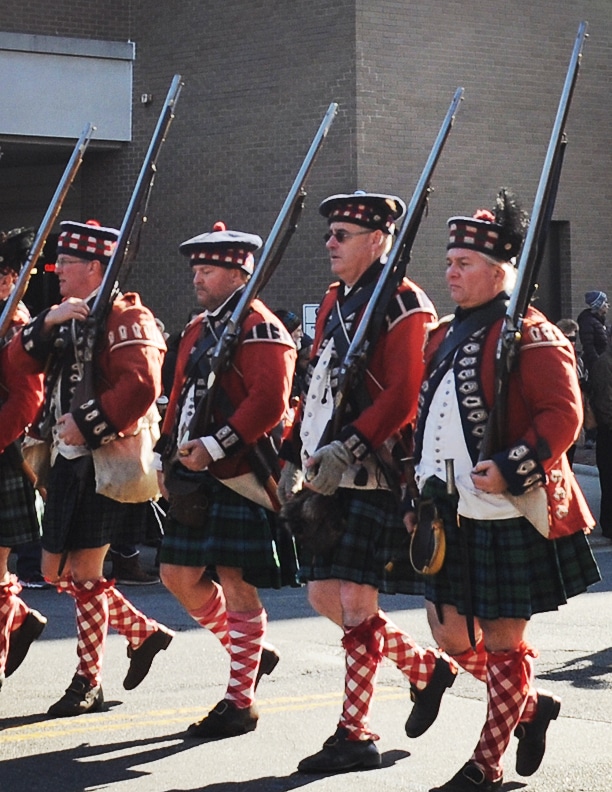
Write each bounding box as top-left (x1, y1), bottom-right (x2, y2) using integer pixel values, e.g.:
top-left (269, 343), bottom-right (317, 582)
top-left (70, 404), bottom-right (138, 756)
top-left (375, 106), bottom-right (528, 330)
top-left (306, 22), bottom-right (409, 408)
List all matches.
top-left (323, 280), bottom-right (378, 357)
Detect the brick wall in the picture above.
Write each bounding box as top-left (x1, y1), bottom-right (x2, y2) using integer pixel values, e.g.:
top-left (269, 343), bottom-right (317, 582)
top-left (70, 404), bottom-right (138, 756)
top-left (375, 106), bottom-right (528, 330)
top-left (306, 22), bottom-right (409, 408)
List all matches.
top-left (2, 0), bottom-right (610, 332)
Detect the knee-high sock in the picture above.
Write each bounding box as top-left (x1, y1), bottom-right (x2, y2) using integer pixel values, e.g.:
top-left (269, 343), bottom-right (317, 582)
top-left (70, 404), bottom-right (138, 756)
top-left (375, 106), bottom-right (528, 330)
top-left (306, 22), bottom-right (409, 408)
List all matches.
top-left (452, 638), bottom-right (539, 722)
top-left (452, 636), bottom-right (488, 681)
top-left (69, 578), bottom-right (111, 686)
top-left (224, 608), bottom-right (266, 708)
top-left (188, 581), bottom-right (230, 650)
top-left (106, 584), bottom-right (158, 649)
top-left (380, 610), bottom-right (450, 690)
top-left (471, 642), bottom-right (537, 781)
top-left (339, 613), bottom-right (386, 741)
top-left (0, 576), bottom-right (29, 674)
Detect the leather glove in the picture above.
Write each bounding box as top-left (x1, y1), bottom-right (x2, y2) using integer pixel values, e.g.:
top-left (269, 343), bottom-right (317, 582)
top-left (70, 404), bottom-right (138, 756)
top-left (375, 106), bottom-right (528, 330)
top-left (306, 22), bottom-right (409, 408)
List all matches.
top-left (277, 461), bottom-right (304, 504)
top-left (305, 440), bottom-right (355, 496)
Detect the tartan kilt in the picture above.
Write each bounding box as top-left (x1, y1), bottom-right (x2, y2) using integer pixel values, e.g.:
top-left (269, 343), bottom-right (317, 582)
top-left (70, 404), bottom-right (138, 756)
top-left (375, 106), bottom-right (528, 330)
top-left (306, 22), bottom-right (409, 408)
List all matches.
top-left (421, 476), bottom-right (601, 620)
top-left (159, 472), bottom-right (295, 590)
top-left (298, 487), bottom-right (425, 596)
top-left (42, 454), bottom-right (146, 553)
top-left (0, 454), bottom-right (41, 548)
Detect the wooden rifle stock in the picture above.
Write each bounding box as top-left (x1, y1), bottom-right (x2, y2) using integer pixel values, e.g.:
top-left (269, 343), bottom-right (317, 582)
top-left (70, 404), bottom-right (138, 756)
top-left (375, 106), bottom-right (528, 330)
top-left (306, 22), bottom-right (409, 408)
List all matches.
top-left (196, 101), bottom-right (339, 435)
top-left (0, 122), bottom-right (95, 341)
top-left (71, 75), bottom-right (183, 409)
top-left (329, 87), bottom-right (464, 440)
top-left (479, 22), bottom-right (588, 460)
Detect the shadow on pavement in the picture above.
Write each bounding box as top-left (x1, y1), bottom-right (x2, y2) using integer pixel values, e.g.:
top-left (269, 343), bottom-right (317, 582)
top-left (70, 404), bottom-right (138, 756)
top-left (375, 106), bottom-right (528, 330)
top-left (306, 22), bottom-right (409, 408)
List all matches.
top-left (539, 646), bottom-right (612, 690)
top-left (0, 732), bottom-right (193, 791)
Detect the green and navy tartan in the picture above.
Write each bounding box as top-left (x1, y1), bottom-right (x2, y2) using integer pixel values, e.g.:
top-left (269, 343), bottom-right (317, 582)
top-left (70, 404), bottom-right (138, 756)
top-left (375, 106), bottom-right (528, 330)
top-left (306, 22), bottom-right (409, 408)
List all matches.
top-left (42, 455), bottom-right (140, 553)
top-left (421, 476), bottom-right (601, 620)
top-left (160, 472), bottom-right (291, 590)
top-left (299, 487), bottom-right (425, 596)
top-left (0, 454), bottom-right (40, 547)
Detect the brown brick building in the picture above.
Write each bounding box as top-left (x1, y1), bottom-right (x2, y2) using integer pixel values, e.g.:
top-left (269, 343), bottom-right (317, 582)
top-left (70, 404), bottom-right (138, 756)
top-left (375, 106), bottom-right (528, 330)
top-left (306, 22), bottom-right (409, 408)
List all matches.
top-left (1, 1), bottom-right (610, 332)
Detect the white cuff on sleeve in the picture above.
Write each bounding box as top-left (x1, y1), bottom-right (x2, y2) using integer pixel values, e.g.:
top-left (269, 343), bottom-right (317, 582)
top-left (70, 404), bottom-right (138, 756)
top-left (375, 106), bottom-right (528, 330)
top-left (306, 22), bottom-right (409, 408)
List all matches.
top-left (200, 435), bottom-right (226, 461)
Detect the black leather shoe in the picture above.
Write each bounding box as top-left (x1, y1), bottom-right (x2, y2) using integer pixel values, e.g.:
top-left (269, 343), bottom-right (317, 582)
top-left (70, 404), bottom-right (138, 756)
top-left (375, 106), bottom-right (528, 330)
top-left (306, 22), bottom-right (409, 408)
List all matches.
top-left (405, 655), bottom-right (457, 737)
top-left (255, 646), bottom-right (280, 689)
top-left (297, 727), bottom-right (381, 773)
top-left (123, 626), bottom-right (174, 690)
top-left (47, 674), bottom-right (104, 717)
top-left (186, 699), bottom-right (258, 739)
top-left (514, 691), bottom-right (561, 776)
top-left (430, 762), bottom-right (503, 791)
top-left (5, 609), bottom-right (47, 677)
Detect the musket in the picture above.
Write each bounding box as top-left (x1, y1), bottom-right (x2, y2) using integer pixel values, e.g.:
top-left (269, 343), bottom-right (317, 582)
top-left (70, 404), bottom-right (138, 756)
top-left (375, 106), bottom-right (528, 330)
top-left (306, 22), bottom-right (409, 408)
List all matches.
top-left (0, 122), bottom-right (95, 341)
top-left (56, 76), bottom-right (182, 576)
top-left (479, 22), bottom-right (588, 462)
top-left (196, 101), bottom-right (339, 435)
top-left (71, 74), bottom-right (183, 407)
top-left (328, 87), bottom-right (464, 441)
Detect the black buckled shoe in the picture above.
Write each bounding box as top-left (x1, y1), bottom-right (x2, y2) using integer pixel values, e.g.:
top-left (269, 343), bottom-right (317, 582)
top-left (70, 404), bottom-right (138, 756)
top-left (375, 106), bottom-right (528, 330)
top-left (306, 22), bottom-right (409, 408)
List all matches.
top-left (255, 646), bottom-right (280, 689)
top-left (123, 626), bottom-right (174, 690)
top-left (405, 655), bottom-right (457, 738)
top-left (186, 699), bottom-right (259, 739)
top-left (430, 762), bottom-right (503, 791)
top-left (297, 727), bottom-right (381, 774)
top-left (514, 691), bottom-right (561, 776)
top-left (47, 674), bottom-right (104, 717)
top-left (5, 609), bottom-right (47, 678)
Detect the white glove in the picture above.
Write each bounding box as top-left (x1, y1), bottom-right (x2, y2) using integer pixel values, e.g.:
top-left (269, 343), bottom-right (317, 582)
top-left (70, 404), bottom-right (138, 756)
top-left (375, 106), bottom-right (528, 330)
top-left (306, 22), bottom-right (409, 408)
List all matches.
top-left (305, 440), bottom-right (354, 496)
top-left (277, 462), bottom-right (304, 504)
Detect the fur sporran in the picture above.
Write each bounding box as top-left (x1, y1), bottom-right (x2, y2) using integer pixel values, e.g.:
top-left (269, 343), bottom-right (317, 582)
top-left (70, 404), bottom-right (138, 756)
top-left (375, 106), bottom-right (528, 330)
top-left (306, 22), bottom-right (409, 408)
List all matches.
top-left (22, 436), bottom-right (52, 492)
top-left (279, 489), bottom-right (346, 556)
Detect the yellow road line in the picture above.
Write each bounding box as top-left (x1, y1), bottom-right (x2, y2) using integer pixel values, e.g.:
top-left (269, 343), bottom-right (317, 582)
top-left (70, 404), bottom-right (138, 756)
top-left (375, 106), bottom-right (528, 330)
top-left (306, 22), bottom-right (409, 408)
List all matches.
top-left (1, 686), bottom-right (409, 744)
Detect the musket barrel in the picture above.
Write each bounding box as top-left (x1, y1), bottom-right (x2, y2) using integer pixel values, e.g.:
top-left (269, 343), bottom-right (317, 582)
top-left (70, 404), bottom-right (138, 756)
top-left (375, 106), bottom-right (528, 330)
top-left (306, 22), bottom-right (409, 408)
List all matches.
top-left (90, 74), bottom-right (184, 319)
top-left (0, 122), bottom-right (95, 339)
top-left (480, 22), bottom-right (588, 461)
top-left (334, 87), bottom-right (464, 426)
top-left (198, 102), bottom-right (338, 434)
top-left (507, 21), bottom-right (588, 325)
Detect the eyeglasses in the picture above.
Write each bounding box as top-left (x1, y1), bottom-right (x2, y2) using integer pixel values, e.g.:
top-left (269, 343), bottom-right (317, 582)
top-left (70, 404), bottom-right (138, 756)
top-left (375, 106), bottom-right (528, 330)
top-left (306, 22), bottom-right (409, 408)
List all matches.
top-left (323, 228), bottom-right (373, 244)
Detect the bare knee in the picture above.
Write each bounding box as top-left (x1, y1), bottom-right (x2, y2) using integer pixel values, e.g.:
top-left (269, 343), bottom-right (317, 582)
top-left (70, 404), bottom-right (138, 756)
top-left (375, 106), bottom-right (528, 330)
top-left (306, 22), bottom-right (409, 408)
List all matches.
top-left (160, 563), bottom-right (199, 597)
top-left (426, 601), bottom-right (480, 655)
top-left (307, 580), bottom-right (343, 625)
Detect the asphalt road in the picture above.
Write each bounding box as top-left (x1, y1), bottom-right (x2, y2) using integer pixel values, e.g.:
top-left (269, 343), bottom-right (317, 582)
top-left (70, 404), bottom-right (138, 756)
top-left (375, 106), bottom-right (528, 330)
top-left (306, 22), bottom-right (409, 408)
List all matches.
top-left (1, 462), bottom-right (611, 792)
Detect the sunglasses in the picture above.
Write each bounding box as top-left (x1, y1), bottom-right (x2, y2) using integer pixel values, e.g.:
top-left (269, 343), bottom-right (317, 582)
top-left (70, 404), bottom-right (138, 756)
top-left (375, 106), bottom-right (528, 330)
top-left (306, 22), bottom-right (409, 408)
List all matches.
top-left (323, 228), bottom-right (373, 244)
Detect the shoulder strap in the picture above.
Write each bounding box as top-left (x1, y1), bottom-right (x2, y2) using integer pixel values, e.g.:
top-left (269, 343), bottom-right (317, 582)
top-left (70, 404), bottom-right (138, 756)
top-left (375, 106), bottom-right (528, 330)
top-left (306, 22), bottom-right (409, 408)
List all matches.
top-left (429, 299), bottom-right (507, 373)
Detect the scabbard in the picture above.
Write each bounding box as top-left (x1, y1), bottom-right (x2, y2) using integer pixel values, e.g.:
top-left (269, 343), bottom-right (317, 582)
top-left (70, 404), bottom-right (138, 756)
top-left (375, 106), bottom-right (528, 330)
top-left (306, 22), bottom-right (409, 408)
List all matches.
top-left (443, 459), bottom-right (477, 651)
top-left (457, 514), bottom-right (477, 650)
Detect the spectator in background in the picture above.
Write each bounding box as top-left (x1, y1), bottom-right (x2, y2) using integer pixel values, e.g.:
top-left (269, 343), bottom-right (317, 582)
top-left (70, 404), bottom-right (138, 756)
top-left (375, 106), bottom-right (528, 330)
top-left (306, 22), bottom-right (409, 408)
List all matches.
top-left (577, 290), bottom-right (608, 448)
top-left (577, 290), bottom-right (608, 373)
top-left (555, 318), bottom-right (586, 468)
top-left (274, 309), bottom-right (313, 401)
top-left (586, 325), bottom-right (612, 541)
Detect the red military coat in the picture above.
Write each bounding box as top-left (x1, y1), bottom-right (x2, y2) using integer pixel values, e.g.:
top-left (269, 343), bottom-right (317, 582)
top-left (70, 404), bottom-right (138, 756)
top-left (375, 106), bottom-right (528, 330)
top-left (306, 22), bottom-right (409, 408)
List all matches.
top-left (160, 297), bottom-right (296, 480)
top-left (421, 305), bottom-right (594, 539)
top-left (17, 292), bottom-right (165, 448)
top-left (0, 302), bottom-right (44, 453)
top-left (302, 275), bottom-right (436, 459)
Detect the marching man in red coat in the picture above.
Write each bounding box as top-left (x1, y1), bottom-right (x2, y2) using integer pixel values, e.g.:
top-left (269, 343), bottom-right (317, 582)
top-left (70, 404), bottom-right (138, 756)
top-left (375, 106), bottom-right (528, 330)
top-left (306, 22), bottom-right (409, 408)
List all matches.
top-left (408, 190), bottom-right (600, 791)
top-left (17, 220), bottom-right (173, 716)
top-left (0, 228), bottom-right (47, 692)
top-left (157, 223), bottom-right (296, 739)
top-left (279, 191), bottom-right (457, 774)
